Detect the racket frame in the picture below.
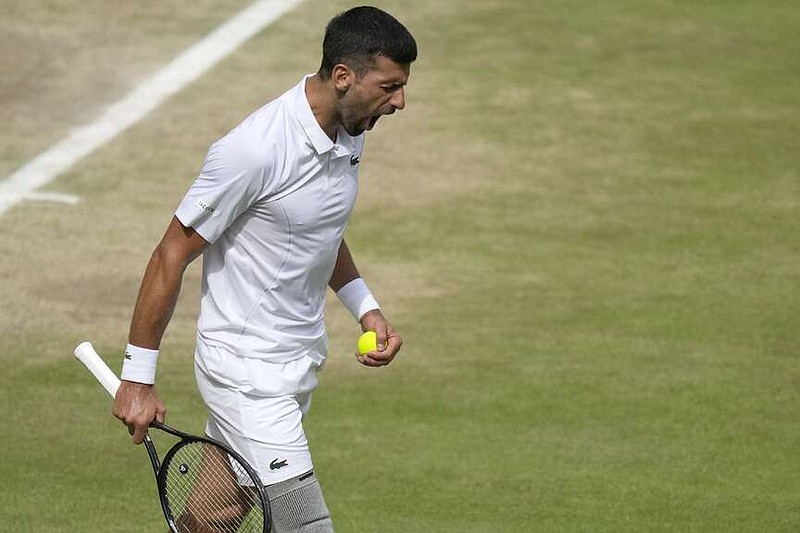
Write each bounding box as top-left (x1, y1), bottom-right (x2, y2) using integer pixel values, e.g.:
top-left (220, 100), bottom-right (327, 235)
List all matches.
top-left (148, 420), bottom-right (270, 532)
top-left (74, 341), bottom-right (271, 533)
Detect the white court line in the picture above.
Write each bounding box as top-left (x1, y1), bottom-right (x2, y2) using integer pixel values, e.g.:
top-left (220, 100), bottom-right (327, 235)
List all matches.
top-left (0, 0), bottom-right (304, 218)
top-left (25, 192), bottom-right (81, 205)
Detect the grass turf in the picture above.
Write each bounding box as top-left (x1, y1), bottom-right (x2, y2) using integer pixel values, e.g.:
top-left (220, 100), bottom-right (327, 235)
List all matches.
top-left (1, 0), bottom-right (798, 531)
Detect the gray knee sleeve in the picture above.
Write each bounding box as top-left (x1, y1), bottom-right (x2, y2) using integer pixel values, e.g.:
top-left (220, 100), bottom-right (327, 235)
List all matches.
top-left (267, 471), bottom-right (333, 533)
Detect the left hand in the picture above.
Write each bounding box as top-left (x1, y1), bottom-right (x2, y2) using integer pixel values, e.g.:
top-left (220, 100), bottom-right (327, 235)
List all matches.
top-left (357, 309), bottom-right (402, 367)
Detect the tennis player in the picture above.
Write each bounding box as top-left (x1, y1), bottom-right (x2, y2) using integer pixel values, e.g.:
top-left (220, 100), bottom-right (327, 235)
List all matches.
top-left (112, 6), bottom-right (416, 531)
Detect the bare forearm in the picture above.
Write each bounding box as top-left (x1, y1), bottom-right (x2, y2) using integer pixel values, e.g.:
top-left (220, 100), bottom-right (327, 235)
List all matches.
top-left (128, 244), bottom-right (185, 349)
top-left (328, 239), bottom-right (402, 366)
top-left (128, 217), bottom-right (208, 349)
top-left (329, 239), bottom-right (361, 292)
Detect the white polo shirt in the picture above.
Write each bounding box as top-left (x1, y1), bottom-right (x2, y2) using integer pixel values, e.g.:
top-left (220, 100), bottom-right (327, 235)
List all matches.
top-left (176, 76), bottom-right (363, 366)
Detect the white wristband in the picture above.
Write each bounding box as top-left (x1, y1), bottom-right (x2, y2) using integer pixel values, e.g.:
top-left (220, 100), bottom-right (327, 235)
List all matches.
top-left (336, 278), bottom-right (380, 321)
top-left (121, 343), bottom-right (159, 384)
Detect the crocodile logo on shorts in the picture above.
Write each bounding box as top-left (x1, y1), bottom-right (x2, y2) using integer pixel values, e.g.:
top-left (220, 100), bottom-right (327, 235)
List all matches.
top-left (270, 458), bottom-right (288, 470)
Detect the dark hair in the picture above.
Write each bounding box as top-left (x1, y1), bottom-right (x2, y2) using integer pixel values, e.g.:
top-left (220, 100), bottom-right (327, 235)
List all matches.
top-left (318, 6), bottom-right (417, 79)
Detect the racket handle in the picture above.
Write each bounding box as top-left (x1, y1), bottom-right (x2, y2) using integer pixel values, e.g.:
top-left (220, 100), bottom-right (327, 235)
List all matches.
top-left (74, 341), bottom-right (122, 398)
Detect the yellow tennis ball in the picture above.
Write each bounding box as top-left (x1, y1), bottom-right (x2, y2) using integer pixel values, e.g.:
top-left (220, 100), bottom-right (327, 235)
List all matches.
top-left (357, 331), bottom-right (378, 355)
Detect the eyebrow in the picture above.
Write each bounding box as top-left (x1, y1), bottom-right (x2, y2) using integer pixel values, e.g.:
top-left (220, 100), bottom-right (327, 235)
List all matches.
top-left (380, 80), bottom-right (407, 88)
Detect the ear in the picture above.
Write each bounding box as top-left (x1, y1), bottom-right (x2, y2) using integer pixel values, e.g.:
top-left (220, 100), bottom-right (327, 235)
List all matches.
top-left (331, 64), bottom-right (354, 92)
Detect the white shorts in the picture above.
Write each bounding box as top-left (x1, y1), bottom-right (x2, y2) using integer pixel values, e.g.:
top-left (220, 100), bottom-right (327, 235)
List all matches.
top-left (194, 339), bottom-right (323, 484)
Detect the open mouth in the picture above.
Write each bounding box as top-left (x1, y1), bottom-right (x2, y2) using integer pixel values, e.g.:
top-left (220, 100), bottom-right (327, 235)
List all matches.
top-left (367, 115), bottom-right (381, 130)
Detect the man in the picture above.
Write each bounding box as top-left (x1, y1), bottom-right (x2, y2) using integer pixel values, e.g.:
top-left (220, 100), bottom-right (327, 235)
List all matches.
top-left (113, 6), bottom-right (417, 532)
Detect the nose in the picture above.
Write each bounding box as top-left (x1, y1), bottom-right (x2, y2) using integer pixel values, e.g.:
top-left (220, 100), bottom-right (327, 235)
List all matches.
top-left (390, 87), bottom-right (406, 111)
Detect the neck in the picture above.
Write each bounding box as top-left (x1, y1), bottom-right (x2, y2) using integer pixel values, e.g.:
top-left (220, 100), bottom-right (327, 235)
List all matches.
top-left (305, 74), bottom-right (339, 141)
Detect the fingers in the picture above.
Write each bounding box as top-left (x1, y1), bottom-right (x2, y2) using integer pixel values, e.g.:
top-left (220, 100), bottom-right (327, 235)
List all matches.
top-left (113, 381), bottom-right (166, 444)
top-left (375, 323), bottom-right (389, 352)
top-left (132, 424), bottom-right (149, 445)
top-left (127, 411), bottom-right (159, 445)
top-left (154, 404), bottom-right (167, 425)
top-left (355, 353), bottom-right (385, 367)
top-left (356, 327), bottom-right (402, 367)
top-left (119, 411), bottom-right (154, 444)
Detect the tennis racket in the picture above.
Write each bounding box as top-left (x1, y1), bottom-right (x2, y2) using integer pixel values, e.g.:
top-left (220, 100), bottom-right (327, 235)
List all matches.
top-left (74, 341), bottom-right (271, 533)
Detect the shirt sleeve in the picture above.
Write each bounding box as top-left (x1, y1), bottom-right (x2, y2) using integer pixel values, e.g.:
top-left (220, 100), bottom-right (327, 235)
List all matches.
top-left (175, 133), bottom-right (272, 243)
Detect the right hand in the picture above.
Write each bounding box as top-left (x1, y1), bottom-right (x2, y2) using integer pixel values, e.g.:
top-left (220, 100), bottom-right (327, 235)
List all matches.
top-left (113, 381), bottom-right (166, 444)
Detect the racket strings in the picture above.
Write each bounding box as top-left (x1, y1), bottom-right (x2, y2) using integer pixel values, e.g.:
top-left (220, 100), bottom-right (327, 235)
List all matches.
top-left (163, 442), bottom-right (265, 532)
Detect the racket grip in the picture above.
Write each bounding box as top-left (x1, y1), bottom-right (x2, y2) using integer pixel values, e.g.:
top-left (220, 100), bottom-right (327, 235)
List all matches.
top-left (74, 341), bottom-right (122, 398)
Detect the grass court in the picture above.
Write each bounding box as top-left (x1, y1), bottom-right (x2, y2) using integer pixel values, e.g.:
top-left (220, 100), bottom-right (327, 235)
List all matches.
top-left (1, 1), bottom-right (798, 531)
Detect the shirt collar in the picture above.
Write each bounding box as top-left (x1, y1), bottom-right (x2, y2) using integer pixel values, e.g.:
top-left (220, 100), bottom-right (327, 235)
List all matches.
top-left (292, 75), bottom-right (362, 158)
